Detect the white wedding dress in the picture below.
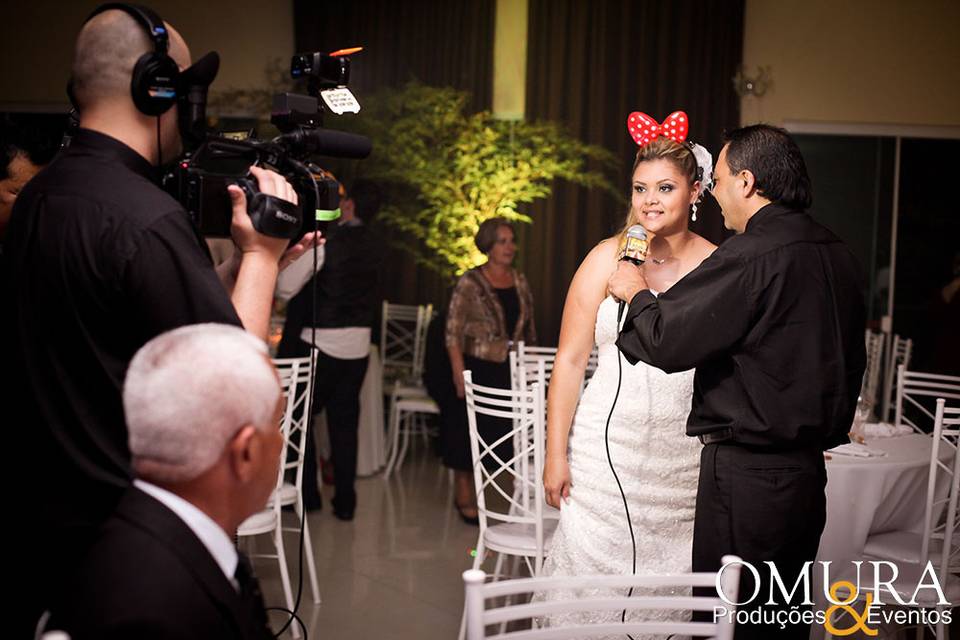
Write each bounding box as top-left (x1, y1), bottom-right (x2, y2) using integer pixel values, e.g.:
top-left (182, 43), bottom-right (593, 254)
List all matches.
top-left (538, 295), bottom-right (701, 637)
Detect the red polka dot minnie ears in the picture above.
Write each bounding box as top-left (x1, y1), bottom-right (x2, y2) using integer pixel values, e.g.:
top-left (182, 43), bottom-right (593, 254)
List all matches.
top-left (625, 109), bottom-right (715, 221)
top-left (626, 110), bottom-right (689, 147)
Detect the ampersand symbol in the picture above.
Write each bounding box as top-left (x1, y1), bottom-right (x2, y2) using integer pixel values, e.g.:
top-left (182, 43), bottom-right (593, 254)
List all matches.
top-left (823, 581), bottom-right (878, 637)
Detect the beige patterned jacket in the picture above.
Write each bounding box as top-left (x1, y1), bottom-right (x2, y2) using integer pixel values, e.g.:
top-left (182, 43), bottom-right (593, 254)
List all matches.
top-left (445, 267), bottom-right (537, 363)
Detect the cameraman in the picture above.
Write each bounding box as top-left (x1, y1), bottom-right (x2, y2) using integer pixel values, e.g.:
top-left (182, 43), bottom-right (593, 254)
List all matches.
top-left (3, 6), bottom-right (316, 630)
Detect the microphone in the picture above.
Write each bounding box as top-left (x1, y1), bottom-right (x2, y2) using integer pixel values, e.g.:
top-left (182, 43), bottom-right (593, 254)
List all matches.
top-left (177, 52), bottom-right (220, 151)
top-left (274, 128), bottom-right (372, 159)
top-left (617, 224), bottom-right (649, 321)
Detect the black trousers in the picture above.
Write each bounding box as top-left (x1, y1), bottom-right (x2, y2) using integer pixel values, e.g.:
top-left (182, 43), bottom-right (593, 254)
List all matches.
top-left (439, 355), bottom-right (512, 472)
top-left (693, 443), bottom-right (826, 640)
top-left (302, 350), bottom-right (369, 506)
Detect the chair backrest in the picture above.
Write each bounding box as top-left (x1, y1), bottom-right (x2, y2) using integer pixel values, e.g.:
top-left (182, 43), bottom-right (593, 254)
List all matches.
top-left (895, 365), bottom-right (960, 434)
top-left (861, 329), bottom-right (885, 408)
top-left (922, 399), bottom-right (960, 579)
top-left (462, 555), bottom-right (742, 640)
top-left (411, 303), bottom-right (434, 381)
top-left (881, 334), bottom-right (914, 422)
top-left (510, 342), bottom-right (557, 390)
top-left (272, 353), bottom-right (316, 497)
top-left (511, 341), bottom-right (598, 393)
top-left (381, 301), bottom-right (420, 374)
top-left (464, 371), bottom-right (546, 571)
top-left (381, 301), bottom-right (433, 385)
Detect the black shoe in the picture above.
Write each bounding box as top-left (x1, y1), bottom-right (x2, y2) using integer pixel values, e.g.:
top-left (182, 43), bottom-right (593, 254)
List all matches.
top-left (332, 494), bottom-right (355, 521)
top-left (454, 501), bottom-right (479, 526)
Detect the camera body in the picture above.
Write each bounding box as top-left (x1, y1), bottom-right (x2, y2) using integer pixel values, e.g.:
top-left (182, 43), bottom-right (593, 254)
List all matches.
top-left (165, 136), bottom-right (341, 240)
top-left (164, 49), bottom-right (366, 241)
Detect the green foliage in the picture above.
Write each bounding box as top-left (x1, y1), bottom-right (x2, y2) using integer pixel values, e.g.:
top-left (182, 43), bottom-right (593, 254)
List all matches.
top-left (348, 82), bottom-right (620, 278)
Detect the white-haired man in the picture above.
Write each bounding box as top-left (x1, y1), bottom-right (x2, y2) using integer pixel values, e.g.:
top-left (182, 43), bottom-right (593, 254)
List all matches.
top-left (52, 324), bottom-right (283, 639)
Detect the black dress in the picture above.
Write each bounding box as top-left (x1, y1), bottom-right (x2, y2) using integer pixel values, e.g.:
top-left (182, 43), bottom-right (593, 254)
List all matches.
top-left (431, 286), bottom-right (520, 472)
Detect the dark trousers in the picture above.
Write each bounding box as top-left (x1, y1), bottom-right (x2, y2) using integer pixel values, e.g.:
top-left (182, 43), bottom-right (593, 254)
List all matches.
top-left (303, 350), bottom-right (369, 506)
top-left (693, 443), bottom-right (826, 640)
top-left (439, 355), bottom-right (512, 472)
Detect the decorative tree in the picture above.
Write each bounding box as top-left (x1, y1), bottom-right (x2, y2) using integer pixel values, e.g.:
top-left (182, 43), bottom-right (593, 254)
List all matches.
top-left (348, 82), bottom-right (620, 278)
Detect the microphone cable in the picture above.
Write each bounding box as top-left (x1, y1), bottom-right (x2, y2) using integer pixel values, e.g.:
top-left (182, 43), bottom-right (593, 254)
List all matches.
top-left (603, 306), bottom-right (637, 639)
top-left (607, 298), bottom-right (679, 640)
top-left (269, 158), bottom-right (321, 640)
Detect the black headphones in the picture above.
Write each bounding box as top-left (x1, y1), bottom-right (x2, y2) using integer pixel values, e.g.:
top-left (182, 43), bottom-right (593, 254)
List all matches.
top-left (73, 3), bottom-right (180, 116)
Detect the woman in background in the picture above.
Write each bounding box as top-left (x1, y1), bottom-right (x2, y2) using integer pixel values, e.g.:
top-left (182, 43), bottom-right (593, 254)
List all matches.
top-left (443, 218), bottom-right (536, 524)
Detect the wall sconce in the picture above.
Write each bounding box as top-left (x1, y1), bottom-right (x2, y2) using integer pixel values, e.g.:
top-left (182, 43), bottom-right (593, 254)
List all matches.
top-left (733, 66), bottom-right (772, 97)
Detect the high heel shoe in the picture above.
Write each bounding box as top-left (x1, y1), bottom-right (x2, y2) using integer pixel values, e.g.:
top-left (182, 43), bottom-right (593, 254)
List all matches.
top-left (454, 500), bottom-right (479, 526)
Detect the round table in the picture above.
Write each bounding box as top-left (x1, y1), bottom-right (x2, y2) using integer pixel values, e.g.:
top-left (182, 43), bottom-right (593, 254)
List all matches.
top-left (818, 434), bottom-right (938, 567)
top-left (810, 433), bottom-right (943, 638)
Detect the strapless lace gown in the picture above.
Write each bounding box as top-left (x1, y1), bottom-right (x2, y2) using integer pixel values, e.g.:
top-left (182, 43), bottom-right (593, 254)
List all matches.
top-left (537, 296), bottom-right (701, 637)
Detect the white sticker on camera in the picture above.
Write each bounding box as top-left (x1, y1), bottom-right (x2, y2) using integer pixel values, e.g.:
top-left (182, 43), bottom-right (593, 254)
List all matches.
top-left (321, 88), bottom-right (361, 115)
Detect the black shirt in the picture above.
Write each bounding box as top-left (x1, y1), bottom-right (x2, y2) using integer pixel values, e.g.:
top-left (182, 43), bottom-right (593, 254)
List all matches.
top-left (3, 128), bottom-right (240, 527)
top-left (495, 286), bottom-right (520, 337)
top-left (279, 219), bottom-right (381, 354)
top-left (616, 204), bottom-right (866, 450)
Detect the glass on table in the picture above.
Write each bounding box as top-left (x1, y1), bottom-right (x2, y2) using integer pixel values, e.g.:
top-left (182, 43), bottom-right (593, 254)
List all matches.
top-left (849, 395), bottom-right (873, 444)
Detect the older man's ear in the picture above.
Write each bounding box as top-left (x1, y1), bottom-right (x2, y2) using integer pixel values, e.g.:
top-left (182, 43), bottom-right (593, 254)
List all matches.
top-left (228, 425), bottom-right (261, 483)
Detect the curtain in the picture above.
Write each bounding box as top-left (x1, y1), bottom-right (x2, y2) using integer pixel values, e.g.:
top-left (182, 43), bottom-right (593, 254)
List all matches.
top-left (293, 0), bottom-right (497, 310)
top-left (520, 0), bottom-right (744, 344)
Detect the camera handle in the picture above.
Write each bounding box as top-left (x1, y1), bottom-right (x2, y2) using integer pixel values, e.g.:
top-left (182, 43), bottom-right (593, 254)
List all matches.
top-left (234, 176), bottom-right (302, 240)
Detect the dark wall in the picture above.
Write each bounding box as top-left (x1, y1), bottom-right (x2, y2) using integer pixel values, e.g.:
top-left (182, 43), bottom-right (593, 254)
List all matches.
top-left (294, 0), bottom-right (497, 310)
top-left (295, 0), bottom-right (746, 345)
top-left (520, 0), bottom-right (744, 343)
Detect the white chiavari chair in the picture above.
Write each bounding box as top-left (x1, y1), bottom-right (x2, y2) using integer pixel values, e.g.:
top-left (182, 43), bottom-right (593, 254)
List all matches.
top-left (881, 334), bottom-right (914, 423)
top-left (462, 555), bottom-right (742, 640)
top-left (836, 399), bottom-right (960, 640)
top-left (458, 372), bottom-right (553, 639)
top-left (894, 365), bottom-right (960, 435)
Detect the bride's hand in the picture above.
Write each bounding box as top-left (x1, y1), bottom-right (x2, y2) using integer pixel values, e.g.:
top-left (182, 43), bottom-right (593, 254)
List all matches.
top-left (543, 455), bottom-right (572, 508)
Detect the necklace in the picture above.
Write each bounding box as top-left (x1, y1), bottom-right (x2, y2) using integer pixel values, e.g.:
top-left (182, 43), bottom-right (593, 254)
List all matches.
top-left (650, 257), bottom-right (668, 265)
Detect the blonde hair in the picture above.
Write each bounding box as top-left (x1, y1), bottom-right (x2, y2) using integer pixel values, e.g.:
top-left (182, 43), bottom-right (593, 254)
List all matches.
top-left (618, 138), bottom-right (700, 244)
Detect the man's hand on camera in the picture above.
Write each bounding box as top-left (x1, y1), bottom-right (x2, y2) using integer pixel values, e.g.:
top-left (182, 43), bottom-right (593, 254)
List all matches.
top-left (279, 231), bottom-right (324, 271)
top-left (227, 166), bottom-right (298, 264)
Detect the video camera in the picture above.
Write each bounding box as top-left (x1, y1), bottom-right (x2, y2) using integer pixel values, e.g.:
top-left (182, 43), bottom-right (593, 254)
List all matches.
top-left (163, 48), bottom-right (371, 240)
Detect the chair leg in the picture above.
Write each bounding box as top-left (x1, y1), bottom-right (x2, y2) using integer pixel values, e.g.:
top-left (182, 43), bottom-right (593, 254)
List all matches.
top-left (491, 552), bottom-right (505, 583)
top-left (396, 411), bottom-right (412, 472)
top-left (273, 524), bottom-right (300, 638)
top-left (419, 414), bottom-right (430, 446)
top-left (460, 540), bottom-right (486, 640)
top-left (295, 498), bottom-right (321, 604)
top-left (384, 401), bottom-right (402, 476)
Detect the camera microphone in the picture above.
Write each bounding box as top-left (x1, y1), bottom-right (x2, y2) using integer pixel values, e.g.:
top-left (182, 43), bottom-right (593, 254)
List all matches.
top-left (617, 224), bottom-right (649, 322)
top-left (177, 52), bottom-right (220, 150)
top-left (273, 128), bottom-right (372, 159)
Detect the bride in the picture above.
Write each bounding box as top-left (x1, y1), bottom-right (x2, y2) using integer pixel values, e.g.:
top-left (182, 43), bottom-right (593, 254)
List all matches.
top-left (539, 116), bottom-right (716, 633)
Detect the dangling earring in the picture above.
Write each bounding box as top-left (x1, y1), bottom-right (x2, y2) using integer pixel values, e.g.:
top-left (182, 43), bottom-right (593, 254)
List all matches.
top-left (690, 202), bottom-right (698, 222)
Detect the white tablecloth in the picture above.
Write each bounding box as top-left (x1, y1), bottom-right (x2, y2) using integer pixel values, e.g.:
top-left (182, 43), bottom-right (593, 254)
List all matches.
top-left (818, 433), bottom-right (938, 568)
top-left (810, 433), bottom-right (944, 638)
top-left (313, 346), bottom-right (385, 477)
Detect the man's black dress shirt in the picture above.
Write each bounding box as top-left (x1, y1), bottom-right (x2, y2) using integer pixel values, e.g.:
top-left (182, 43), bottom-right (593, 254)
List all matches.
top-left (616, 204), bottom-right (866, 450)
top-left (4, 129), bottom-right (240, 527)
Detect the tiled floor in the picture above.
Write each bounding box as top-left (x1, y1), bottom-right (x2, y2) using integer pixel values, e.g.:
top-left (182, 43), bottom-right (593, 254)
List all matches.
top-left (252, 443), bottom-right (479, 639)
